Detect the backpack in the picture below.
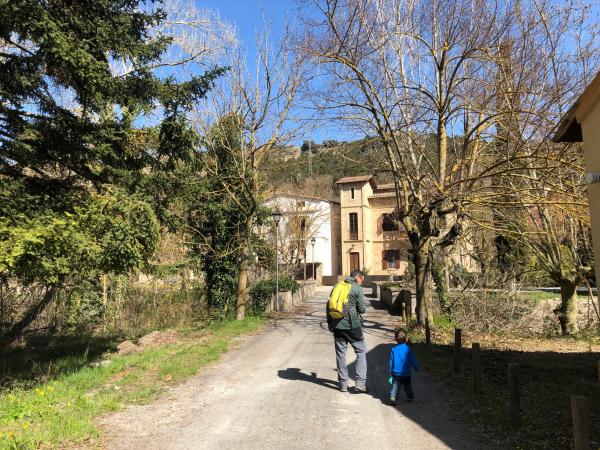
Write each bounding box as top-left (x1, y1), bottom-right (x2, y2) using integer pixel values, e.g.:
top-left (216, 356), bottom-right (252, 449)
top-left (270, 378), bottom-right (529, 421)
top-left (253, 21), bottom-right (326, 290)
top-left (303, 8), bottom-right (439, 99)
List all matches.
top-left (327, 281), bottom-right (352, 319)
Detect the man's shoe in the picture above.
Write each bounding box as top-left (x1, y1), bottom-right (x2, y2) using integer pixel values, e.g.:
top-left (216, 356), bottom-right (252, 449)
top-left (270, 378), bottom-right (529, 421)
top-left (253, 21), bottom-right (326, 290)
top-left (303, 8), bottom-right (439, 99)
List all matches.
top-left (407, 397), bottom-right (414, 403)
top-left (340, 382), bottom-right (348, 392)
top-left (389, 397), bottom-right (396, 405)
top-left (354, 382), bottom-right (368, 393)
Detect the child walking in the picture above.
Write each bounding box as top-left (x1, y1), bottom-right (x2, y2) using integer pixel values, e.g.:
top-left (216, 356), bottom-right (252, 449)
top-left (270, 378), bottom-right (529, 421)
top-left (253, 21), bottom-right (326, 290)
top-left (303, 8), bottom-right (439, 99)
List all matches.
top-left (388, 330), bottom-right (419, 404)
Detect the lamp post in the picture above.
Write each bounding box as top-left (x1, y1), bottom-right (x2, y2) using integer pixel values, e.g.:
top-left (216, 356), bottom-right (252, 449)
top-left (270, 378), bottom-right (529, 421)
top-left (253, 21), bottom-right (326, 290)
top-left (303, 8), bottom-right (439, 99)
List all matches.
top-left (271, 209), bottom-right (283, 312)
top-left (303, 235), bottom-right (307, 284)
top-left (310, 236), bottom-right (316, 281)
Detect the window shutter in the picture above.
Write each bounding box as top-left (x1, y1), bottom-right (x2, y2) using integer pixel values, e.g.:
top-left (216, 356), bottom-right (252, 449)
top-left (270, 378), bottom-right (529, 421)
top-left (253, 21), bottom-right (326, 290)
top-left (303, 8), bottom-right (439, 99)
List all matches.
top-left (382, 250), bottom-right (388, 269)
top-left (394, 250), bottom-right (401, 264)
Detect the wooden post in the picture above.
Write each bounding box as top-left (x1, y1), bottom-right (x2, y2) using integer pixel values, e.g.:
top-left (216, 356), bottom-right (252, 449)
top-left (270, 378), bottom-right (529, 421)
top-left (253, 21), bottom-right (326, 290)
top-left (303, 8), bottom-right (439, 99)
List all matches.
top-left (597, 360), bottom-right (600, 383)
top-left (425, 316), bottom-right (431, 345)
top-left (508, 363), bottom-right (520, 428)
top-left (453, 328), bottom-right (462, 373)
top-left (472, 343), bottom-right (482, 394)
top-left (571, 395), bottom-right (590, 450)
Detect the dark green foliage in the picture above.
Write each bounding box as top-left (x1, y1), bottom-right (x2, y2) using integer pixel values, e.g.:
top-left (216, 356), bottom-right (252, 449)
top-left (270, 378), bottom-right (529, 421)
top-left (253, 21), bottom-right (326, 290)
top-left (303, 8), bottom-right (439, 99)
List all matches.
top-left (248, 277), bottom-right (300, 315)
top-left (0, 0), bottom-right (224, 342)
top-left (0, 0), bottom-right (222, 287)
top-left (185, 114), bottom-right (248, 317)
top-left (431, 257), bottom-right (449, 315)
top-left (0, 179), bottom-right (160, 284)
top-left (264, 137), bottom-right (389, 194)
top-left (495, 235), bottom-right (527, 279)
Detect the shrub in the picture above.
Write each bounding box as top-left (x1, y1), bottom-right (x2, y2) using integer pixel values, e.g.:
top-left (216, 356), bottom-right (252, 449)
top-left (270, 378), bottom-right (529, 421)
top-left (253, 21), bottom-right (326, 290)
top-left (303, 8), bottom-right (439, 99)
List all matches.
top-left (248, 277), bottom-right (299, 315)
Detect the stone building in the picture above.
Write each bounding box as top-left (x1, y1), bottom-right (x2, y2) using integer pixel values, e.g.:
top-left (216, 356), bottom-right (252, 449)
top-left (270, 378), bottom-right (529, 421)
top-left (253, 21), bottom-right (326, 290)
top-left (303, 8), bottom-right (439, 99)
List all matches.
top-left (336, 175), bottom-right (477, 282)
top-left (263, 194), bottom-right (342, 281)
top-left (336, 176), bottom-right (410, 277)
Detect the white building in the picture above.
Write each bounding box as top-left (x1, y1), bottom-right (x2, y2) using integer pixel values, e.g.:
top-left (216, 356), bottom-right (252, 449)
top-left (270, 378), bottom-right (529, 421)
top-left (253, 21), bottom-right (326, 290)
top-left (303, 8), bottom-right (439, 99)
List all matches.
top-left (263, 194), bottom-right (341, 281)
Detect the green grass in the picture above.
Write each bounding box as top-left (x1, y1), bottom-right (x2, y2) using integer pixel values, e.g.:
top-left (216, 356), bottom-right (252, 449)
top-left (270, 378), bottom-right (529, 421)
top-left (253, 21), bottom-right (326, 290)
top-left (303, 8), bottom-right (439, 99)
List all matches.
top-left (0, 317), bottom-right (264, 449)
top-left (516, 290), bottom-right (560, 303)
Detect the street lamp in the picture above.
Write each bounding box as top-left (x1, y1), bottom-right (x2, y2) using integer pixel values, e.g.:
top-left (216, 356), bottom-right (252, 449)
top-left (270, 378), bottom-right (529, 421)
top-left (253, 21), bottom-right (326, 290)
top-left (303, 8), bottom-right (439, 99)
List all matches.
top-left (271, 209), bottom-right (283, 312)
top-left (310, 236), bottom-right (316, 281)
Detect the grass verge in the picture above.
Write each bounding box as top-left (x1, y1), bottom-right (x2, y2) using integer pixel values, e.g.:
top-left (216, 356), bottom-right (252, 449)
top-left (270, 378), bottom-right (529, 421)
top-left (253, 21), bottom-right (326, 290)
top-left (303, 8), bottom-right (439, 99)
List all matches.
top-left (0, 317), bottom-right (265, 449)
top-left (409, 327), bottom-right (600, 449)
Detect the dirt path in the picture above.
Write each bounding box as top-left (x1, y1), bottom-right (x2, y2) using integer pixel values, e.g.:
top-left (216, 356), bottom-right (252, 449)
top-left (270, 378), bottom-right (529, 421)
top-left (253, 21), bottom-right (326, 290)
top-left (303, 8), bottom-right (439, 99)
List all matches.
top-left (100, 287), bottom-right (480, 449)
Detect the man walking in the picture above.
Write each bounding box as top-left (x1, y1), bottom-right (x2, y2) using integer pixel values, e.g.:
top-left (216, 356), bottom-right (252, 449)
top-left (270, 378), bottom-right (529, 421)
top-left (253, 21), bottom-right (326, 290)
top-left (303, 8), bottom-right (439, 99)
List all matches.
top-left (326, 270), bottom-right (367, 393)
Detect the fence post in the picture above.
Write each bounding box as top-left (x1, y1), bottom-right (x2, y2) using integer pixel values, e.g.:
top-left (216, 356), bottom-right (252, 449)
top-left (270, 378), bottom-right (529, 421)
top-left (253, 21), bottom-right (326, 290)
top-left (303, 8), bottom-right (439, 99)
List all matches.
top-left (571, 395), bottom-right (590, 450)
top-left (508, 363), bottom-right (520, 428)
top-left (453, 328), bottom-right (462, 373)
top-left (425, 317), bottom-right (431, 345)
top-left (472, 343), bottom-right (482, 395)
top-left (597, 360), bottom-right (600, 383)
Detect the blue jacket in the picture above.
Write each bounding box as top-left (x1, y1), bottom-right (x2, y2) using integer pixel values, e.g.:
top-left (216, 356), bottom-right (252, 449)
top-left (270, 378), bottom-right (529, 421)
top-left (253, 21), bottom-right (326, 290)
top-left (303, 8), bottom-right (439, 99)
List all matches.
top-left (389, 343), bottom-right (419, 377)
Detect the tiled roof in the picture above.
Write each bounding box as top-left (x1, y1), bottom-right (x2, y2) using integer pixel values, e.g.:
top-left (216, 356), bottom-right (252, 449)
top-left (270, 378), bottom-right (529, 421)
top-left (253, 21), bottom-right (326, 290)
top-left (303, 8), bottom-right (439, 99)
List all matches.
top-left (335, 175), bottom-right (373, 184)
top-left (375, 183), bottom-right (395, 190)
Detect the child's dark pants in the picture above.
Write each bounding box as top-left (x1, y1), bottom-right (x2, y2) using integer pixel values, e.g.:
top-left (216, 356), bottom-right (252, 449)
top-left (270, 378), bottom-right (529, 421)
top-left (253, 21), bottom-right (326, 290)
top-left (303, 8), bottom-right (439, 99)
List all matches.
top-left (390, 375), bottom-right (413, 400)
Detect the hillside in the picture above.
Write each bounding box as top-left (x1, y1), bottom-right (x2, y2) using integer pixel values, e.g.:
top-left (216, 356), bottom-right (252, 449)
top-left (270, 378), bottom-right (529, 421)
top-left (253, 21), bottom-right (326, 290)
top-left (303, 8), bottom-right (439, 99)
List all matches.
top-left (263, 137), bottom-right (391, 199)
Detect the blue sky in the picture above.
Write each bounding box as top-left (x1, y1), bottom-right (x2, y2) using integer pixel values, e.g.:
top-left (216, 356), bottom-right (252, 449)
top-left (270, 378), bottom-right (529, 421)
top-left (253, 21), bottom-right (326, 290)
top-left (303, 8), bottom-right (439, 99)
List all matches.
top-left (198, 0), bottom-right (362, 146)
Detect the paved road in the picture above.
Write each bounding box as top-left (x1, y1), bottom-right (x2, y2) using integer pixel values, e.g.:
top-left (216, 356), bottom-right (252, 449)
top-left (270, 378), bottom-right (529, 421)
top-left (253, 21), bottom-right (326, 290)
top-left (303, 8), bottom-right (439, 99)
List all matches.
top-left (101, 287), bottom-right (479, 449)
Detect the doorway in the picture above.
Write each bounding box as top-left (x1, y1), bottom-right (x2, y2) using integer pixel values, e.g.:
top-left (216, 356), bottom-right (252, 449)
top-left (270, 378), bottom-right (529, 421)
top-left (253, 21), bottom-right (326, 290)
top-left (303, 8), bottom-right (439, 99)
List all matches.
top-left (350, 252), bottom-right (360, 273)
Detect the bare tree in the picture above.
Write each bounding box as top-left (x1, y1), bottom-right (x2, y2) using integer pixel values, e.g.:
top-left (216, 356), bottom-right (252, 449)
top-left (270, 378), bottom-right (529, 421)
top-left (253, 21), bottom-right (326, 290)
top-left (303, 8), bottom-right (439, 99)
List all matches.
top-left (113, 0), bottom-right (236, 77)
top-left (195, 25), bottom-right (303, 320)
top-left (265, 194), bottom-right (332, 279)
top-left (298, 0), bottom-right (598, 327)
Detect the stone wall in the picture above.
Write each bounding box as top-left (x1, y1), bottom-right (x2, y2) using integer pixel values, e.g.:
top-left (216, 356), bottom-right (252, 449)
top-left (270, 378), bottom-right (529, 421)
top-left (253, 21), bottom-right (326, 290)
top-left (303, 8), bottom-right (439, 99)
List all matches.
top-left (266, 281), bottom-right (316, 312)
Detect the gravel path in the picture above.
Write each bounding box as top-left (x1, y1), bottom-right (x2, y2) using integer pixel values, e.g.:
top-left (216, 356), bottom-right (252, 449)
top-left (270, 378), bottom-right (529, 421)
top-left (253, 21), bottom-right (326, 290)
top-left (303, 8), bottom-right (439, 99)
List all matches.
top-left (100, 287), bottom-right (480, 449)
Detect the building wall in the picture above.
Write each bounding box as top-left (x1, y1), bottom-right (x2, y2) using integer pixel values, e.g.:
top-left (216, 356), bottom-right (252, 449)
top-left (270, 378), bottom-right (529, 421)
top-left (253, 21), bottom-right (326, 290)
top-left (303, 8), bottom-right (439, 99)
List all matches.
top-left (581, 103), bottom-right (600, 284)
top-left (339, 181), bottom-right (478, 277)
top-left (339, 182), bottom-right (409, 276)
top-left (264, 196), bottom-right (338, 277)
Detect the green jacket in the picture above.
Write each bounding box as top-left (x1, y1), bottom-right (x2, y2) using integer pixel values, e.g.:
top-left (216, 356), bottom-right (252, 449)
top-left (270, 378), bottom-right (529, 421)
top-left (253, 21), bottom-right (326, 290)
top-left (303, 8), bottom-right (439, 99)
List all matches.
top-left (327, 277), bottom-right (366, 330)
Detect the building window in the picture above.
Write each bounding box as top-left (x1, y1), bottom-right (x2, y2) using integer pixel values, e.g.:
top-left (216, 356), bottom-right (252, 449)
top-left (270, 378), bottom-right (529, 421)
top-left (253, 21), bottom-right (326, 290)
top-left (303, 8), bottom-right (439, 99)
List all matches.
top-left (351, 188), bottom-right (355, 199)
top-left (382, 213), bottom-right (399, 232)
top-left (382, 249), bottom-right (401, 269)
top-left (297, 201), bottom-right (306, 207)
top-left (349, 213), bottom-right (358, 240)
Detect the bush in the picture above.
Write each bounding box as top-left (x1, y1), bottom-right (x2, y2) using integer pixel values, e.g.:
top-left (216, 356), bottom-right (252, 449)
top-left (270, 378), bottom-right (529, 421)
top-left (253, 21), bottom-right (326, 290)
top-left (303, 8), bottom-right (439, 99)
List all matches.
top-left (248, 277), bottom-right (299, 315)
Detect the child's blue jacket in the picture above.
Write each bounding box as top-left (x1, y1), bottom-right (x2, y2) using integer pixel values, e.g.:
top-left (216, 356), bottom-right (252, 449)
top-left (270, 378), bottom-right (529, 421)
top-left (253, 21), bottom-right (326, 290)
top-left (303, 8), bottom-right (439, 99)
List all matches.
top-left (389, 343), bottom-right (420, 377)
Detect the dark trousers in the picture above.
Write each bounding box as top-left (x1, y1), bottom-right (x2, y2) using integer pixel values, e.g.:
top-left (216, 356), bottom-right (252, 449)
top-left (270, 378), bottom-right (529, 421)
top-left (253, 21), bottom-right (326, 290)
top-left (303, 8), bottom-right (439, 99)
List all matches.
top-left (390, 375), bottom-right (413, 399)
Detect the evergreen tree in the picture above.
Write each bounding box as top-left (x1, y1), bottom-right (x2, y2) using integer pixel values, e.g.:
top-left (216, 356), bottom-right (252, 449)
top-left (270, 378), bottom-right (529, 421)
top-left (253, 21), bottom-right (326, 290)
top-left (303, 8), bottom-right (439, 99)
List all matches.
top-left (0, 0), bottom-right (222, 343)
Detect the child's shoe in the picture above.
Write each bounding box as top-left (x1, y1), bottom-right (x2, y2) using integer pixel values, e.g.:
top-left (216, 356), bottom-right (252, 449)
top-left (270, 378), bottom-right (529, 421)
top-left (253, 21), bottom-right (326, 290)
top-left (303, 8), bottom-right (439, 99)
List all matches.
top-left (389, 397), bottom-right (397, 405)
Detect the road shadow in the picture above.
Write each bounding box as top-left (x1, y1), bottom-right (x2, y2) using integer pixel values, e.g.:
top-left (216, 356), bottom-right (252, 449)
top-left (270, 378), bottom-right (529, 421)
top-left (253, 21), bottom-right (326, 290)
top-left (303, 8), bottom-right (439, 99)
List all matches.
top-left (277, 367), bottom-right (339, 391)
top-left (346, 343), bottom-right (482, 448)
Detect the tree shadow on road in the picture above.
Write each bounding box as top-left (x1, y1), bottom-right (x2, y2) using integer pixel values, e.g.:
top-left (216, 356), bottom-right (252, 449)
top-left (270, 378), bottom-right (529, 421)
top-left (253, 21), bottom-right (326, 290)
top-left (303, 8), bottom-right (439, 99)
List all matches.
top-left (277, 367), bottom-right (339, 391)
top-left (346, 343), bottom-right (480, 449)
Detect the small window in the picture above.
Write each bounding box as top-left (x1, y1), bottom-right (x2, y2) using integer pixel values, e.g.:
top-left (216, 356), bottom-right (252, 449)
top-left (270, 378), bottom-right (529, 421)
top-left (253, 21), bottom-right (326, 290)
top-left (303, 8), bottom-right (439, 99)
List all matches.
top-left (349, 213), bottom-right (358, 240)
top-left (297, 201), bottom-right (306, 207)
top-left (382, 213), bottom-right (399, 232)
top-left (351, 188), bottom-right (355, 199)
top-left (382, 249), bottom-right (401, 269)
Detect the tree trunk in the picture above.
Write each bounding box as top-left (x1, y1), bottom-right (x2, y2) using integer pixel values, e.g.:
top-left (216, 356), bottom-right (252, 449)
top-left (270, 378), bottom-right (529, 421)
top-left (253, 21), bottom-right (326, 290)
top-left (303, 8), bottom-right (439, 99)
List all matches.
top-left (413, 245), bottom-right (432, 327)
top-left (1, 284), bottom-right (58, 347)
top-left (557, 278), bottom-right (578, 335)
top-left (236, 226), bottom-right (251, 321)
